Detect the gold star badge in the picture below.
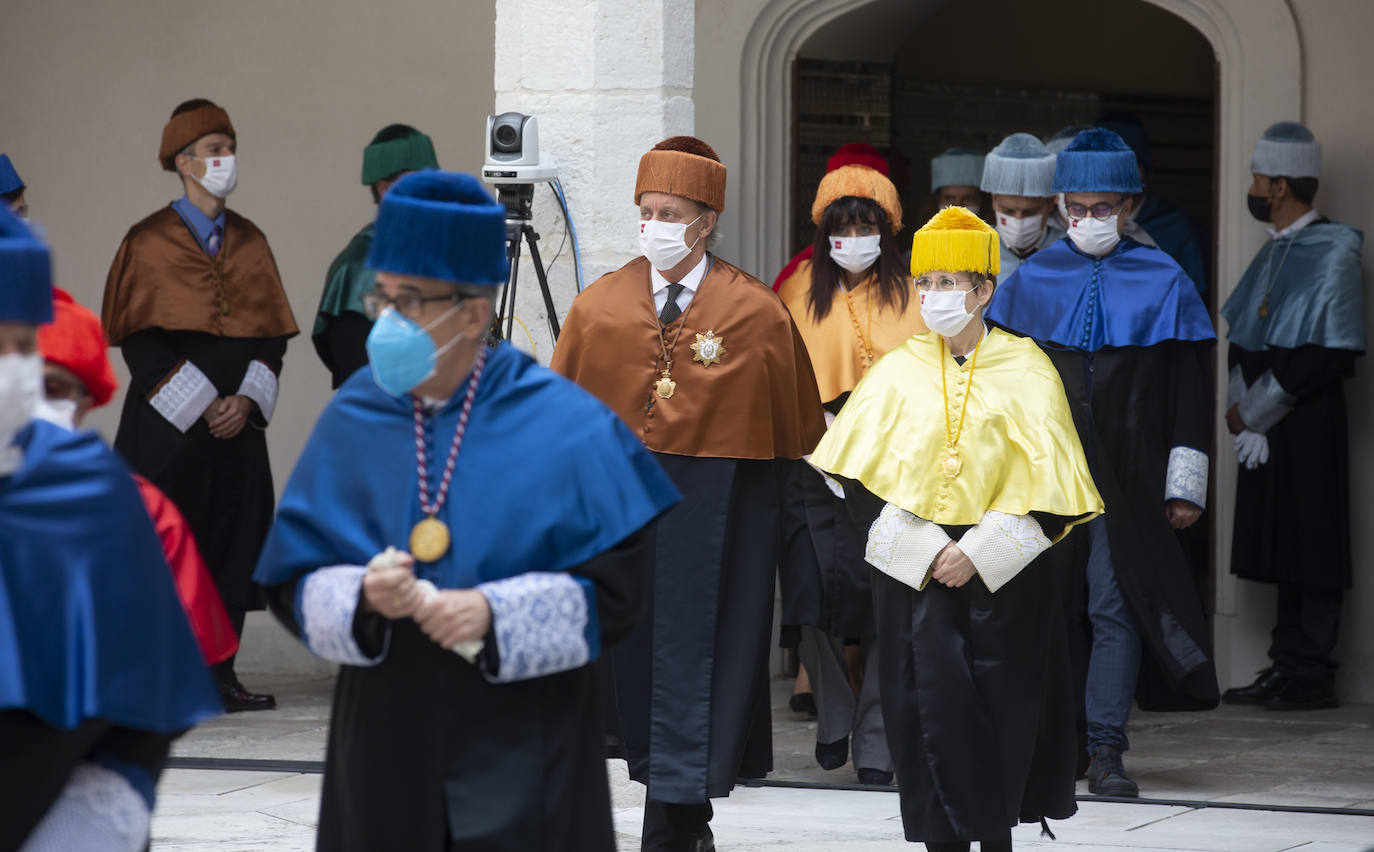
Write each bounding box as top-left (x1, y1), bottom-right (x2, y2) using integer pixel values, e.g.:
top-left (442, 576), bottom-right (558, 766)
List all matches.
top-left (691, 331), bottom-right (726, 367)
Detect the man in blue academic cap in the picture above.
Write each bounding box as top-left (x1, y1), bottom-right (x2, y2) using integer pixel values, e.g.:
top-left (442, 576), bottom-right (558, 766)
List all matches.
top-left (1220, 122), bottom-right (1364, 711)
top-left (0, 153), bottom-right (27, 219)
top-left (0, 206), bottom-right (222, 850)
top-left (988, 128), bottom-right (1219, 799)
top-left (253, 170), bottom-right (679, 851)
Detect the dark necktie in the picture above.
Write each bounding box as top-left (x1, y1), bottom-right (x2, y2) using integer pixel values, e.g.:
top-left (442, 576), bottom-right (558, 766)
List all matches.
top-left (659, 282), bottom-right (685, 325)
top-left (207, 224), bottom-right (223, 257)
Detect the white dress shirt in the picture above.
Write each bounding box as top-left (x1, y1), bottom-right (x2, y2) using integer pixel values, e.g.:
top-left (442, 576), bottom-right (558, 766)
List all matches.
top-left (650, 254), bottom-right (709, 316)
top-left (1267, 208), bottom-right (1320, 241)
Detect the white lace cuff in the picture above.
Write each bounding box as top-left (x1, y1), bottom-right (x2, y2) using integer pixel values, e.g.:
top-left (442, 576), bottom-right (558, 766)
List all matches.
top-left (1165, 446), bottom-right (1209, 508)
top-left (236, 360), bottom-right (279, 424)
top-left (298, 565), bottom-right (389, 666)
top-left (147, 360), bottom-right (217, 433)
top-left (958, 510), bottom-right (1052, 594)
top-left (19, 762), bottom-right (151, 852)
top-left (1226, 365), bottom-right (1247, 409)
top-left (865, 502), bottom-right (951, 592)
top-left (477, 572), bottom-right (597, 684)
top-left (1238, 370), bottom-right (1295, 434)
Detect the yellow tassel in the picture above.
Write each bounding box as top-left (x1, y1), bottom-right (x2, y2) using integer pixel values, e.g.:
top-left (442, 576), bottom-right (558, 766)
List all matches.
top-left (910, 206), bottom-right (1000, 277)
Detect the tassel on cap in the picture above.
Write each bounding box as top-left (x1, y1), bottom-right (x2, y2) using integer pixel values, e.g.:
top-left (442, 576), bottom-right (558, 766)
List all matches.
top-left (811, 164), bottom-right (903, 232)
top-left (910, 205), bottom-right (1000, 278)
top-left (1051, 128), bottom-right (1142, 194)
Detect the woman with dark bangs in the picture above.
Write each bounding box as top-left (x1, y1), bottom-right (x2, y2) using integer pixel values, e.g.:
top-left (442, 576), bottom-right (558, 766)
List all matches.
top-left (775, 150), bottom-right (926, 786)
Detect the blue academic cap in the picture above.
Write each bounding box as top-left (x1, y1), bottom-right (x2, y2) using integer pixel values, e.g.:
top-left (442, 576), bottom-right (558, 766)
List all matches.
top-left (366, 171), bottom-right (509, 287)
top-left (1051, 128), bottom-right (1143, 195)
top-left (0, 154), bottom-right (24, 196)
top-left (0, 205), bottom-right (53, 324)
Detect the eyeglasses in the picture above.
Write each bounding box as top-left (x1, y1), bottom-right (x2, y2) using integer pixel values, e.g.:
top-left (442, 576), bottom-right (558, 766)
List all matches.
top-left (1063, 199), bottom-right (1127, 221)
top-left (362, 288), bottom-right (461, 321)
top-left (914, 274), bottom-right (976, 292)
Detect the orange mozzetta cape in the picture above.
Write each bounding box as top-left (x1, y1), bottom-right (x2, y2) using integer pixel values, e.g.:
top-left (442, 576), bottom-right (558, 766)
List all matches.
top-left (102, 206), bottom-right (299, 345)
top-left (551, 256), bottom-right (827, 460)
top-left (777, 259), bottom-right (927, 404)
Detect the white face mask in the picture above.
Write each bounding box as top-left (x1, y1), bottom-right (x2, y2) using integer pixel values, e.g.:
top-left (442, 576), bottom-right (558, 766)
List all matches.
top-left (0, 353), bottom-right (43, 476)
top-left (994, 211), bottom-right (1046, 252)
top-left (195, 154), bottom-right (238, 199)
top-left (828, 234), bottom-right (882, 274)
top-left (35, 397), bottom-right (78, 430)
top-left (639, 215), bottom-right (702, 271)
top-left (919, 288), bottom-right (976, 337)
top-left (1061, 199), bottom-right (1121, 256)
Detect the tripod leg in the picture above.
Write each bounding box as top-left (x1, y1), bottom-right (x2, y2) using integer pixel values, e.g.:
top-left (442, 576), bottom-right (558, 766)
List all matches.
top-left (523, 225), bottom-right (561, 340)
top-left (504, 248), bottom-right (520, 343)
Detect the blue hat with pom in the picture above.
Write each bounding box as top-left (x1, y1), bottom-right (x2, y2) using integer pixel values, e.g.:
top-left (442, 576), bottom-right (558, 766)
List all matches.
top-left (1251, 121), bottom-right (1320, 178)
top-left (981, 133), bottom-right (1057, 197)
top-left (0, 205), bottom-right (53, 324)
top-left (1051, 128), bottom-right (1142, 194)
top-left (366, 170), bottom-right (509, 286)
top-left (0, 154), bottom-right (24, 197)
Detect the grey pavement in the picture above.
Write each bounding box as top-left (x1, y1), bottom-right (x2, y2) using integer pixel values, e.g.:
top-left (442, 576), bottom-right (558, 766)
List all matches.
top-left (153, 674), bottom-right (1374, 849)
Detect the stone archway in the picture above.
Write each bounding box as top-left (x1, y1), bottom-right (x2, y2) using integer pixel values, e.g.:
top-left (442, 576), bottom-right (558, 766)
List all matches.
top-left (735, 0), bottom-right (1305, 684)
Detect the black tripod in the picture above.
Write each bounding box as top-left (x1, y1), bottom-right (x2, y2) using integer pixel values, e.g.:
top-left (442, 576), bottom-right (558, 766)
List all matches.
top-left (492, 184), bottom-right (560, 345)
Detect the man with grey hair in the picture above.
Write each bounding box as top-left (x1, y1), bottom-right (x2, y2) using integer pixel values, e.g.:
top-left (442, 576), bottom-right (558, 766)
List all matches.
top-left (981, 133), bottom-right (1064, 278)
top-left (1221, 121), bottom-right (1365, 711)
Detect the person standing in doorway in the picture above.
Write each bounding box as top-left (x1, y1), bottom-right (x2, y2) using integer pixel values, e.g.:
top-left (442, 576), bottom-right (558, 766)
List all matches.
top-left (930, 147), bottom-right (986, 214)
top-left (1220, 122), bottom-right (1364, 711)
top-left (102, 98), bottom-right (299, 713)
top-left (981, 133), bottom-right (1064, 279)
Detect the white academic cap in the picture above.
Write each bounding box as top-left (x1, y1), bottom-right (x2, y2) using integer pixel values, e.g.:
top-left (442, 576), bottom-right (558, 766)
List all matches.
top-left (930, 147), bottom-right (985, 191)
top-left (1251, 121), bottom-right (1321, 179)
top-left (981, 133), bottom-right (1056, 197)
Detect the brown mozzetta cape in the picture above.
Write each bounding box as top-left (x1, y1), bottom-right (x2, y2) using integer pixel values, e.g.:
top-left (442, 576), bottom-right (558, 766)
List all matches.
top-left (776, 259), bottom-right (927, 404)
top-left (551, 255), bottom-right (826, 460)
top-left (102, 206), bottom-right (299, 345)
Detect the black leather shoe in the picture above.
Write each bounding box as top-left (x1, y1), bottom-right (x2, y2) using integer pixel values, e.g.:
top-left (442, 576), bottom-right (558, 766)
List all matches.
top-left (218, 679), bottom-right (277, 713)
top-left (1087, 746), bottom-right (1138, 797)
top-left (688, 825), bottom-right (715, 852)
top-left (789, 691), bottom-right (817, 717)
top-left (815, 737), bottom-right (849, 770)
top-left (857, 768), bottom-right (894, 786)
top-left (1222, 666), bottom-right (1289, 705)
top-left (1263, 677), bottom-right (1338, 711)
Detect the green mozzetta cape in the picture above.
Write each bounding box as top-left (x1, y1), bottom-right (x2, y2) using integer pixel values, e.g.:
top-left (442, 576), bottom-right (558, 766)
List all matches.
top-left (313, 223), bottom-right (375, 338)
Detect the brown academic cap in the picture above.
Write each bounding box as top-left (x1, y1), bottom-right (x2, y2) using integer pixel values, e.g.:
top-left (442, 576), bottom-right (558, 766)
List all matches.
top-left (159, 99), bottom-right (236, 172)
top-left (634, 136), bottom-right (727, 212)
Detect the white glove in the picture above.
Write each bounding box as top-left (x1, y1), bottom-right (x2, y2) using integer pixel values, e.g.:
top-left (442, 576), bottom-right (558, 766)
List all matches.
top-left (1234, 430), bottom-right (1270, 470)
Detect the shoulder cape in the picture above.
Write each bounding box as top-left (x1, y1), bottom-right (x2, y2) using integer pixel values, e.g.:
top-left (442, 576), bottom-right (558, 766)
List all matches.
top-left (811, 329), bottom-right (1103, 536)
top-left (986, 238), bottom-right (1214, 350)
top-left (102, 205), bottom-right (299, 344)
top-left (1221, 222), bottom-right (1365, 353)
top-left (0, 421), bottom-right (221, 731)
top-left (254, 343), bottom-right (680, 588)
top-left (314, 222), bottom-right (376, 337)
top-left (1136, 197), bottom-right (1208, 293)
top-left (772, 245), bottom-right (815, 292)
top-left (777, 259), bottom-right (926, 404)
top-left (550, 255), bottom-right (827, 460)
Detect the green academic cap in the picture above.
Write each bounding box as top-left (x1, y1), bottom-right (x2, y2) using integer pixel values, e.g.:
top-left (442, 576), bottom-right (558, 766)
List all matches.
top-left (361, 124), bottom-right (439, 186)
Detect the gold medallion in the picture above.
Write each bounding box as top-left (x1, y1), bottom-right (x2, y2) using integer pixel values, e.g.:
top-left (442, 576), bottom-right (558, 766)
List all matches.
top-left (655, 370), bottom-right (677, 399)
top-left (410, 517), bottom-right (451, 563)
top-left (690, 331), bottom-right (726, 367)
top-left (1258, 297), bottom-right (1269, 319)
top-left (219, 298), bottom-right (231, 316)
top-left (940, 446), bottom-right (963, 480)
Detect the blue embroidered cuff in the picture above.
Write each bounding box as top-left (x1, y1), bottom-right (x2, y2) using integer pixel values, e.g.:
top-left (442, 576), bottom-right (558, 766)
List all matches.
top-left (477, 573), bottom-right (599, 684)
top-left (296, 566), bottom-right (390, 666)
top-left (1238, 370), bottom-right (1295, 434)
top-left (1165, 446), bottom-right (1209, 508)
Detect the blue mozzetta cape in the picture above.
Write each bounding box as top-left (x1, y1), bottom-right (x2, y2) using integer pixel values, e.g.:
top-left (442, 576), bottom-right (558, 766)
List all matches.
top-left (0, 420), bottom-right (221, 731)
top-left (987, 238), bottom-right (1215, 350)
top-left (1221, 222), bottom-right (1365, 353)
top-left (254, 343), bottom-right (680, 590)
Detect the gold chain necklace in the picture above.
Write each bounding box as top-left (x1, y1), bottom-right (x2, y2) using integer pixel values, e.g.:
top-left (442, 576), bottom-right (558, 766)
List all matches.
top-left (938, 336), bottom-right (981, 480)
top-left (841, 285), bottom-right (875, 369)
top-left (1258, 236), bottom-right (1297, 319)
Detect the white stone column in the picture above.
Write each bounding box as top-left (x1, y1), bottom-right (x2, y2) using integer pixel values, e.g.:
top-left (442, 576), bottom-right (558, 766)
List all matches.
top-left (492, 0), bottom-right (694, 364)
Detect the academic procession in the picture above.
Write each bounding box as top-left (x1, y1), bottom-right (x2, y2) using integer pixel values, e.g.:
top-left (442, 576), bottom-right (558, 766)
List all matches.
top-left (2, 1), bottom-right (1373, 850)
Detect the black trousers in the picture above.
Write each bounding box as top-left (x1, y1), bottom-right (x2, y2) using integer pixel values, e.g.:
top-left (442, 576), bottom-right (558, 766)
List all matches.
top-left (211, 605), bottom-right (248, 681)
top-left (925, 839), bottom-right (1011, 852)
top-left (641, 800), bottom-right (713, 851)
top-left (0, 710), bottom-right (174, 849)
top-left (1270, 582), bottom-right (1343, 682)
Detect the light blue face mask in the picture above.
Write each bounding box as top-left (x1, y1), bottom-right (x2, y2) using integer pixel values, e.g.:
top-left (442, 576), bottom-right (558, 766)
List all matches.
top-left (365, 305), bottom-right (464, 397)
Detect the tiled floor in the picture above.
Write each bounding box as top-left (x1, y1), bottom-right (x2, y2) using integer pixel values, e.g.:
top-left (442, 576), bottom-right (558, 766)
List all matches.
top-left (155, 674), bottom-right (1374, 849)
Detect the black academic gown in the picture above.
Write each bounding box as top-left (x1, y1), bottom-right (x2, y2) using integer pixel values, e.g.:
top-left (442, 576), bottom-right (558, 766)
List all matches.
top-left (266, 527), bottom-right (653, 852)
top-left (314, 311), bottom-right (373, 390)
top-left (1230, 343), bottom-right (1357, 591)
top-left (606, 455), bottom-right (783, 804)
top-left (840, 482), bottom-right (1077, 843)
top-left (1042, 341), bottom-right (1220, 711)
top-left (116, 329), bottom-right (287, 611)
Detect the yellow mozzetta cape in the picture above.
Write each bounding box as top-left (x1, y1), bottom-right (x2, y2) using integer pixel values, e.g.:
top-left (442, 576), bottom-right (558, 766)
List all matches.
top-left (811, 328), bottom-right (1103, 539)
